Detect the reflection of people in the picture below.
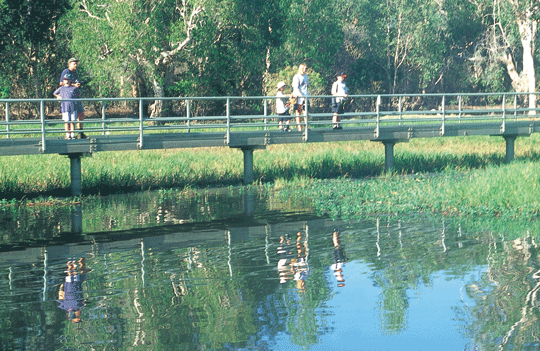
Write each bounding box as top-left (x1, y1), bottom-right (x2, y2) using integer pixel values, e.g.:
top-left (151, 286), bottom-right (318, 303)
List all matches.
top-left (292, 231), bottom-right (309, 291)
top-left (277, 234), bottom-right (295, 283)
top-left (54, 73), bottom-right (80, 140)
top-left (58, 258), bottom-right (87, 323)
top-left (331, 73), bottom-right (348, 130)
top-left (276, 81), bottom-right (291, 132)
top-left (331, 230), bottom-right (346, 287)
top-left (291, 64), bottom-right (309, 132)
top-left (59, 57), bottom-right (87, 139)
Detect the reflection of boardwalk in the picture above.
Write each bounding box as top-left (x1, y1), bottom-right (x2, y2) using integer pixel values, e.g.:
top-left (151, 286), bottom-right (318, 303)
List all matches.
top-left (0, 217), bottom-right (336, 266)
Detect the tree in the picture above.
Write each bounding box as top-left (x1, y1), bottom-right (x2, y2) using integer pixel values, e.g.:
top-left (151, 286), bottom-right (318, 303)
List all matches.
top-left (0, 0), bottom-right (71, 99)
top-left (470, 0), bottom-right (539, 110)
top-left (62, 0), bottom-right (204, 116)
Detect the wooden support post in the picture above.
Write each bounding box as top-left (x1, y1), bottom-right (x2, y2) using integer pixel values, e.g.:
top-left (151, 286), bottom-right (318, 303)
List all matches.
top-left (503, 135), bottom-right (516, 163)
top-left (237, 146), bottom-right (266, 185)
top-left (68, 153), bottom-right (82, 196)
top-left (242, 147), bottom-right (254, 185)
top-left (383, 141), bottom-right (396, 173)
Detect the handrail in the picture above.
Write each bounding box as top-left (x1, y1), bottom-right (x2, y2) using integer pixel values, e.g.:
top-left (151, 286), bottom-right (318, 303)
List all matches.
top-left (2, 92), bottom-right (540, 151)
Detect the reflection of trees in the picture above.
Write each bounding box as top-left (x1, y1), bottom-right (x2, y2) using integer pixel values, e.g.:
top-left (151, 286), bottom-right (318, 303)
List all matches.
top-left (461, 236), bottom-right (540, 350)
top-left (356, 218), bottom-right (488, 334)
top-left (5, 216), bottom-right (536, 349)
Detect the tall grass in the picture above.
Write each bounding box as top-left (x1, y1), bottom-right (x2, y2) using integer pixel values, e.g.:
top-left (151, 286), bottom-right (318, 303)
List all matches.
top-left (1, 134), bottom-right (540, 203)
top-left (272, 161), bottom-right (540, 220)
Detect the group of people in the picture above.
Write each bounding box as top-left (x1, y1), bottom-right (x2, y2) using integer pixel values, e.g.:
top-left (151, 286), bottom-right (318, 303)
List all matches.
top-left (54, 60), bottom-right (344, 138)
top-left (53, 57), bottom-right (87, 140)
top-left (277, 229), bottom-right (346, 291)
top-left (276, 64), bottom-right (348, 132)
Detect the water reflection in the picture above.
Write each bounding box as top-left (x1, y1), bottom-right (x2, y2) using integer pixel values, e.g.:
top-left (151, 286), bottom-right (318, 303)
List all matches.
top-left (58, 258), bottom-right (87, 323)
top-left (1, 190), bottom-right (540, 350)
top-left (331, 229), bottom-right (346, 288)
top-left (0, 188), bottom-right (313, 250)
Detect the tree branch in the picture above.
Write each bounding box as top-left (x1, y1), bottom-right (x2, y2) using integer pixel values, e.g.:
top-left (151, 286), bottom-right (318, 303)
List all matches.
top-left (155, 3), bottom-right (204, 66)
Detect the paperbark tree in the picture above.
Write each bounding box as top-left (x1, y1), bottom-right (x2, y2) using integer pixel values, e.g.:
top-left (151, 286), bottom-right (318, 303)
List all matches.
top-left (64, 0), bottom-right (203, 117)
top-left (471, 0), bottom-right (539, 111)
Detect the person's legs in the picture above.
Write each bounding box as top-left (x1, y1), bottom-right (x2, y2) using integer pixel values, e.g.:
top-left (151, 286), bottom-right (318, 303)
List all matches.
top-left (63, 113), bottom-right (70, 139)
top-left (76, 112), bottom-right (87, 138)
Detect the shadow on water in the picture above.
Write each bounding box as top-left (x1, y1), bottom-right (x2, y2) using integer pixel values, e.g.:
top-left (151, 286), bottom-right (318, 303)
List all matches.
top-left (0, 187), bottom-right (316, 251)
top-left (1, 187), bottom-right (540, 350)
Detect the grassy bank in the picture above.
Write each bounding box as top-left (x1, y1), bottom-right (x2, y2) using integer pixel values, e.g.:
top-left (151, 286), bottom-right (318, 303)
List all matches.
top-left (2, 134), bottom-right (540, 211)
top-left (270, 160), bottom-right (540, 221)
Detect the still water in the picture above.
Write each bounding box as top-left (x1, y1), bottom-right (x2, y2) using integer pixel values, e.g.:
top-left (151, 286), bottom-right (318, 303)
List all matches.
top-left (1, 188), bottom-right (539, 350)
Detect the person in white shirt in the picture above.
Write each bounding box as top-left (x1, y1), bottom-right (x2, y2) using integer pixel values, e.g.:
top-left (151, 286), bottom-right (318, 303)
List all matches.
top-left (276, 81), bottom-right (291, 132)
top-left (331, 72), bottom-right (348, 130)
top-left (291, 63), bottom-right (309, 132)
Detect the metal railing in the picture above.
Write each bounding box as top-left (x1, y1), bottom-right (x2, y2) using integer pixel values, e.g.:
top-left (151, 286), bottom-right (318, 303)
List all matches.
top-left (2, 92), bottom-right (540, 151)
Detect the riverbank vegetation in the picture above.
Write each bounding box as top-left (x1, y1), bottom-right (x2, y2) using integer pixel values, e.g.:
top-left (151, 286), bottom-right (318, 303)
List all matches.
top-left (2, 135), bottom-right (540, 220)
top-left (1, 0), bottom-right (538, 114)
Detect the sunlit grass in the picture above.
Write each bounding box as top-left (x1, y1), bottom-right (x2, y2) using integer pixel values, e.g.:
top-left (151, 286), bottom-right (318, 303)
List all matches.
top-left (271, 161), bottom-right (540, 220)
top-left (2, 134), bottom-right (540, 218)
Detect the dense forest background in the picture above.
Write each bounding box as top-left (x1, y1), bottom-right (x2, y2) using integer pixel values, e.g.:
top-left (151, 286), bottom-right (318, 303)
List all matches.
top-left (0, 0), bottom-right (538, 106)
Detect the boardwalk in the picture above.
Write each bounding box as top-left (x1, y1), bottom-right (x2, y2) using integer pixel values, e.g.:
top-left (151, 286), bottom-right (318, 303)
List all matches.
top-left (2, 92), bottom-right (540, 195)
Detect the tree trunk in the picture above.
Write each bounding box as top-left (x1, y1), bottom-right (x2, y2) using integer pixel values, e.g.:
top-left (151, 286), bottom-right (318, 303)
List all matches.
top-left (508, 0), bottom-right (537, 114)
top-left (150, 78), bottom-right (164, 119)
top-left (28, 49), bottom-right (43, 99)
top-left (517, 14), bottom-right (537, 114)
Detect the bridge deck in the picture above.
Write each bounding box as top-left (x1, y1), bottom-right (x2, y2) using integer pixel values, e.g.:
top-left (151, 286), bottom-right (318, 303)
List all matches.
top-left (1, 120), bottom-right (539, 157)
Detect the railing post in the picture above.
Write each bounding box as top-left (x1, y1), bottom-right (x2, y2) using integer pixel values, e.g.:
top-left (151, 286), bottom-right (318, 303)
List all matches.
top-left (5, 101), bottom-right (10, 138)
top-left (398, 96), bottom-right (402, 125)
top-left (440, 95), bottom-right (445, 136)
top-left (263, 99), bottom-right (268, 131)
top-left (513, 94), bottom-right (518, 121)
top-left (501, 94), bottom-right (506, 133)
top-left (304, 96), bottom-right (309, 141)
top-left (226, 98), bottom-right (230, 145)
top-left (101, 101), bottom-right (106, 135)
top-left (138, 98), bottom-right (144, 149)
top-left (458, 95), bottom-right (462, 123)
top-left (375, 95), bottom-right (381, 138)
top-left (40, 100), bottom-right (46, 152)
top-left (186, 99), bottom-right (191, 133)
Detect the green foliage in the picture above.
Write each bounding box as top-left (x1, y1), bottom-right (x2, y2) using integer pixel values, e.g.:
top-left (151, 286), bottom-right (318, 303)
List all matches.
top-left (265, 65), bottom-right (325, 97)
top-left (0, 74), bottom-right (9, 98)
top-left (0, 0), bottom-right (536, 103)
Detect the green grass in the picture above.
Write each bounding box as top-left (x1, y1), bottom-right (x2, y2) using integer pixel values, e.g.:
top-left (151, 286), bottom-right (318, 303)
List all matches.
top-left (271, 161), bottom-right (540, 220)
top-left (2, 134), bottom-right (540, 221)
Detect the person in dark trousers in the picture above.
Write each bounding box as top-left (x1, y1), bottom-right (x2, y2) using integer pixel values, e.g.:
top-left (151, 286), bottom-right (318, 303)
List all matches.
top-left (276, 81), bottom-right (291, 132)
top-left (59, 57), bottom-right (87, 139)
top-left (331, 73), bottom-right (348, 130)
top-left (53, 73), bottom-right (80, 140)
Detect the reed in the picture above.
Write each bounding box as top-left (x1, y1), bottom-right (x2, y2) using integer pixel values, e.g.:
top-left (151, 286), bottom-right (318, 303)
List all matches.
top-left (1, 134), bottom-right (540, 204)
top-left (271, 161), bottom-right (540, 220)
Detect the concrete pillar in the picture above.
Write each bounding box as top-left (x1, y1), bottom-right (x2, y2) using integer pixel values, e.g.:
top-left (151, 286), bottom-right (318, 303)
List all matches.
top-left (383, 141), bottom-right (396, 173)
top-left (242, 147), bottom-right (255, 185)
top-left (503, 135), bottom-right (516, 163)
top-left (68, 153), bottom-right (82, 196)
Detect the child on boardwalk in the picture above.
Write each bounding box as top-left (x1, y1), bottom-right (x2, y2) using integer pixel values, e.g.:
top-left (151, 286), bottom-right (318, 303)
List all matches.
top-left (54, 73), bottom-right (80, 140)
top-left (276, 81), bottom-right (291, 132)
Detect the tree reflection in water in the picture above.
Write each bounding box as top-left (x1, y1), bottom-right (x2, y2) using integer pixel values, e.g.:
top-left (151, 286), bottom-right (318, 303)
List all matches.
top-left (2, 192), bottom-right (540, 349)
top-left (459, 235), bottom-right (540, 350)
